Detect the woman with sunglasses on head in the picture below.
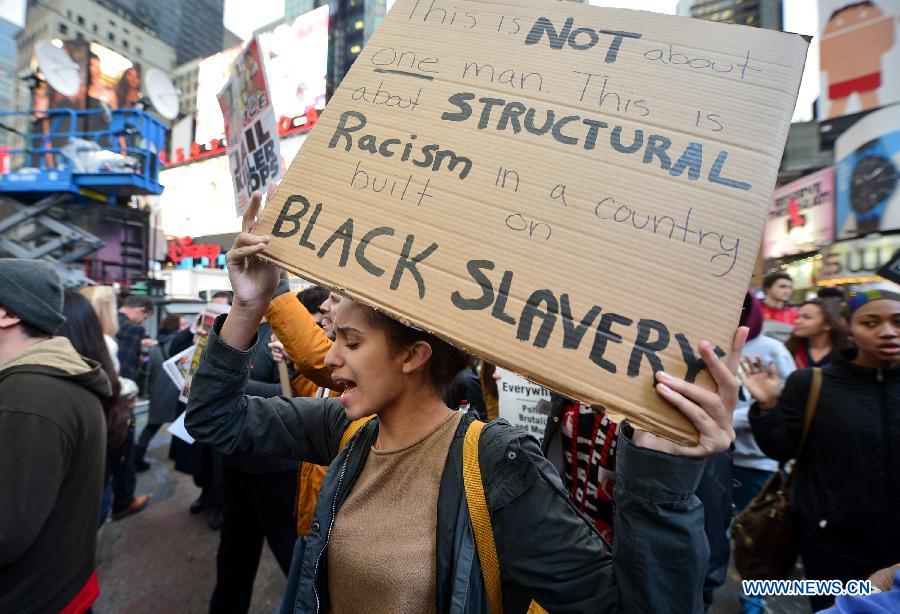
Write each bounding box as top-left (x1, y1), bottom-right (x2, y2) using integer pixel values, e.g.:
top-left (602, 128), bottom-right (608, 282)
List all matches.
top-left (743, 290), bottom-right (900, 611)
top-left (186, 194), bottom-right (748, 613)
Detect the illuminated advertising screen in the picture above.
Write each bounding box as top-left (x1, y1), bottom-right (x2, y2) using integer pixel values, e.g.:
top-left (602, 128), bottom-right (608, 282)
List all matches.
top-left (158, 134), bottom-right (307, 237)
top-left (763, 167), bottom-right (835, 259)
top-left (195, 45), bottom-right (242, 144)
top-left (835, 103), bottom-right (900, 237)
top-left (194, 5), bottom-right (328, 144)
top-left (34, 40), bottom-right (143, 112)
top-left (817, 0), bottom-right (900, 120)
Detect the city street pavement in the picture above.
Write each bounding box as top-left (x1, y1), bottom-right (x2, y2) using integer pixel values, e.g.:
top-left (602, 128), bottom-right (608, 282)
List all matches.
top-left (95, 409), bottom-right (811, 613)
top-left (94, 410), bottom-right (286, 613)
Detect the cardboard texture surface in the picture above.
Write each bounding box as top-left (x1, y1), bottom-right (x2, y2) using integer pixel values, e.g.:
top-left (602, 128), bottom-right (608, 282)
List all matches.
top-left (254, 0), bottom-right (808, 443)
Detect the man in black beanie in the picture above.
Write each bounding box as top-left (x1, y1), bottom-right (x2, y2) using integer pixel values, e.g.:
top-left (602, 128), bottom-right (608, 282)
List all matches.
top-left (0, 259), bottom-right (111, 613)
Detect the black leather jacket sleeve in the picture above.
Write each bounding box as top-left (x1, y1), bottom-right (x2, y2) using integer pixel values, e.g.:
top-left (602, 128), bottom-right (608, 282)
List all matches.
top-left (748, 368), bottom-right (813, 462)
top-left (483, 424), bottom-right (707, 613)
top-left (185, 315), bottom-right (349, 466)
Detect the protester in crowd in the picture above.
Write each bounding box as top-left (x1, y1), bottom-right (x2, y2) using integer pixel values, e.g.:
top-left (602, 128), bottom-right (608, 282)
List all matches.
top-left (265, 283), bottom-right (344, 561)
top-left (479, 360), bottom-right (500, 420)
top-left (82, 292), bottom-right (151, 521)
top-left (732, 292), bottom-right (797, 511)
top-left (117, 294), bottom-right (154, 381)
top-left (81, 284), bottom-right (121, 372)
top-left (57, 291), bottom-right (143, 524)
top-left (817, 286), bottom-right (846, 302)
top-left (540, 392), bottom-right (618, 543)
top-left (743, 290), bottom-right (900, 611)
top-left (209, 318), bottom-right (298, 614)
top-left (134, 313), bottom-right (183, 472)
top-left (296, 285), bottom-right (329, 327)
top-left (186, 197), bottom-right (748, 613)
top-left (760, 272), bottom-right (797, 324)
top-left (169, 292), bottom-right (232, 528)
top-left (444, 358), bottom-right (488, 420)
top-left (0, 259), bottom-right (109, 613)
top-left (731, 291), bottom-right (796, 614)
top-left (785, 297), bottom-right (849, 368)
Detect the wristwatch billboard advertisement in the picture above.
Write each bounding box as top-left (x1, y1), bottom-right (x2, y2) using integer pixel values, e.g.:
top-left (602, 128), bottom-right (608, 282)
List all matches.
top-left (835, 103), bottom-right (900, 237)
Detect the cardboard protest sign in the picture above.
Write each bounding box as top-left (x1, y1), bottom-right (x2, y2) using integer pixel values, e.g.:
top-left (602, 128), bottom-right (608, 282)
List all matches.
top-left (255, 0), bottom-right (808, 442)
top-left (496, 367), bottom-right (551, 438)
top-left (220, 36), bottom-right (283, 216)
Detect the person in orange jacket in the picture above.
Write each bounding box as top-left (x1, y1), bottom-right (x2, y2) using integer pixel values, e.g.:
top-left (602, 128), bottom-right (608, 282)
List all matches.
top-left (265, 280), bottom-right (345, 536)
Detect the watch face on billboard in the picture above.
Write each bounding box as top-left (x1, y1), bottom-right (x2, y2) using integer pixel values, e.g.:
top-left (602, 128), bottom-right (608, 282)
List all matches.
top-left (818, 0), bottom-right (900, 120)
top-left (835, 103), bottom-right (900, 237)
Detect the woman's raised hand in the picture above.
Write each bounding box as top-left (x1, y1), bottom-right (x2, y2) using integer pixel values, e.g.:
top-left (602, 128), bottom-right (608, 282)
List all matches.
top-left (738, 356), bottom-right (782, 411)
top-left (633, 327), bottom-right (748, 457)
top-left (220, 193), bottom-right (280, 350)
top-left (226, 192), bottom-right (279, 315)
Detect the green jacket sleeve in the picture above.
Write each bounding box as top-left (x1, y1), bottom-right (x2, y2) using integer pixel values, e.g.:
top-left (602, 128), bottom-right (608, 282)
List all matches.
top-left (185, 315), bottom-right (350, 466)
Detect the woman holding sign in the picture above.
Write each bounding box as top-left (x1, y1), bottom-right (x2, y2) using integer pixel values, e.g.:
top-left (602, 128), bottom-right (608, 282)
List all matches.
top-left (186, 193), bottom-right (748, 613)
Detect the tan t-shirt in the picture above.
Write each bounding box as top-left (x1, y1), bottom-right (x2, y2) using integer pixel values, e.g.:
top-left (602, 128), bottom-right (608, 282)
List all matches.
top-left (327, 410), bottom-right (463, 614)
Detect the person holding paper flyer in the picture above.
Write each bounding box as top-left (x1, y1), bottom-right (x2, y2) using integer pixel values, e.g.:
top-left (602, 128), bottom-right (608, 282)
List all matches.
top-left (186, 195), bottom-right (748, 613)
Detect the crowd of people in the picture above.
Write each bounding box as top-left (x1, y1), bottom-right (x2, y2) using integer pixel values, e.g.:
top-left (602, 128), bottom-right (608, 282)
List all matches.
top-left (0, 214), bottom-right (898, 613)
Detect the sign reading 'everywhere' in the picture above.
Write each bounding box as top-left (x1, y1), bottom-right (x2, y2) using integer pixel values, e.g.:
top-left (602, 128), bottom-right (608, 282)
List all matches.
top-left (255, 0), bottom-right (808, 442)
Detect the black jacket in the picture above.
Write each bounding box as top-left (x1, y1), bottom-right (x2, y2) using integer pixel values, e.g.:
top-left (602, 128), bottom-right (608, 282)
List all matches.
top-left (750, 353), bottom-right (900, 568)
top-left (187, 317), bottom-right (712, 613)
top-left (225, 323), bottom-right (298, 474)
top-left (0, 338), bottom-right (109, 614)
top-left (147, 330), bottom-right (179, 425)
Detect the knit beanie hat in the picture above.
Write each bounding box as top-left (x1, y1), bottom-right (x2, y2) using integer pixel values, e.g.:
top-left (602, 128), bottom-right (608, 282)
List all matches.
top-left (0, 258), bottom-right (66, 335)
top-left (844, 289), bottom-right (900, 317)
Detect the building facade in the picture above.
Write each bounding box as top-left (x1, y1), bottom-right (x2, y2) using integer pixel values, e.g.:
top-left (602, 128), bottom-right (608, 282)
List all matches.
top-left (104, 0), bottom-right (226, 66)
top-left (676, 0), bottom-right (783, 30)
top-left (0, 18), bottom-right (19, 146)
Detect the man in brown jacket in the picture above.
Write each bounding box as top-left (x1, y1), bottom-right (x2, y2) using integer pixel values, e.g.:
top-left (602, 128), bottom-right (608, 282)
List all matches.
top-left (0, 259), bottom-right (109, 613)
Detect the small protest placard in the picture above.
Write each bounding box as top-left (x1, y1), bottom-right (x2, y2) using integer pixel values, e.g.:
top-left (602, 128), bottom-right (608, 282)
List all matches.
top-left (496, 367), bottom-right (551, 438)
top-left (220, 35), bottom-right (282, 215)
top-left (255, 0), bottom-right (808, 442)
top-left (163, 344), bottom-right (195, 392)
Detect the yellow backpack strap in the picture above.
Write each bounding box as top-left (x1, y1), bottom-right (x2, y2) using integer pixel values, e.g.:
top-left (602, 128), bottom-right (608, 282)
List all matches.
top-left (463, 420), bottom-right (504, 614)
top-left (340, 415), bottom-right (375, 450)
top-left (463, 420), bottom-right (549, 614)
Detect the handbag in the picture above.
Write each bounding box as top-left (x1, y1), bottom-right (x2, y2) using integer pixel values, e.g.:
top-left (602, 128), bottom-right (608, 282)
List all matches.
top-left (731, 367), bottom-right (823, 581)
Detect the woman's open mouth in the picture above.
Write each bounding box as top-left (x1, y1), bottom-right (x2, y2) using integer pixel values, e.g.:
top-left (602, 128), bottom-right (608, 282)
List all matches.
top-left (333, 377), bottom-right (358, 404)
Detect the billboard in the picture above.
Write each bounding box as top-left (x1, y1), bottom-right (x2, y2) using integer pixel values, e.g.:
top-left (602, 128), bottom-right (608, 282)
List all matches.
top-left (763, 167), bottom-right (835, 259)
top-left (818, 0), bottom-right (900, 120)
top-left (195, 45), bottom-right (242, 144)
top-left (835, 103), bottom-right (900, 237)
top-left (157, 134), bottom-right (306, 238)
top-left (34, 40), bottom-right (142, 112)
top-left (195, 5), bottom-right (328, 144)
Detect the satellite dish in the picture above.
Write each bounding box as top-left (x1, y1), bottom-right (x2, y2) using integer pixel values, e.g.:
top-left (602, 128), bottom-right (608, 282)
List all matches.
top-left (36, 42), bottom-right (81, 97)
top-left (144, 69), bottom-right (179, 120)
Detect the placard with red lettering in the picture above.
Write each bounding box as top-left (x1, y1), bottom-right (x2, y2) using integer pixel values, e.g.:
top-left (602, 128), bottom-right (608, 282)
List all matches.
top-left (219, 35), bottom-right (283, 215)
